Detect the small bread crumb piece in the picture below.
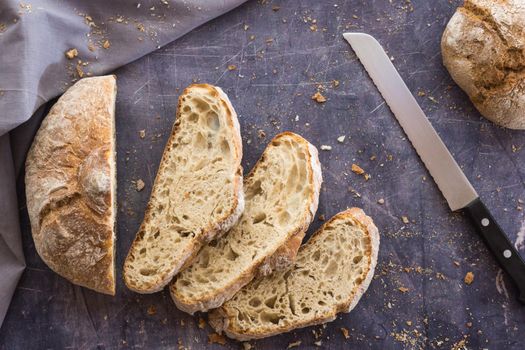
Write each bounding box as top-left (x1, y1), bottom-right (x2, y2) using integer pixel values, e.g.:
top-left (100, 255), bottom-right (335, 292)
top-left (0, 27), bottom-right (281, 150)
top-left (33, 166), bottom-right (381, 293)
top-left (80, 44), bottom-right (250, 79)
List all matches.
top-left (398, 286), bottom-right (409, 293)
top-left (377, 198), bottom-right (385, 205)
top-left (208, 333), bottom-right (227, 345)
top-left (146, 305), bottom-right (156, 315)
top-left (198, 318), bottom-right (206, 329)
top-left (65, 48), bottom-right (78, 59)
top-left (464, 271), bottom-right (474, 285)
top-left (340, 327), bottom-right (350, 339)
top-left (227, 64), bottom-right (237, 71)
top-left (136, 179), bottom-right (145, 191)
top-left (242, 343), bottom-right (252, 350)
top-left (103, 40), bottom-right (111, 49)
top-left (351, 163), bottom-right (365, 175)
top-left (320, 145), bottom-right (332, 151)
top-left (139, 129), bottom-right (146, 139)
top-left (401, 216), bottom-right (409, 224)
top-left (337, 135), bottom-right (346, 143)
top-left (311, 91), bottom-right (326, 103)
top-left (287, 341), bottom-right (302, 349)
top-left (318, 214), bottom-right (325, 221)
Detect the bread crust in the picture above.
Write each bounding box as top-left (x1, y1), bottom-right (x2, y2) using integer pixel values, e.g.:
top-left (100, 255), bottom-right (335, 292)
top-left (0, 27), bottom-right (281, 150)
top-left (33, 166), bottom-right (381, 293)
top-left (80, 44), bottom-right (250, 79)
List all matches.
top-left (441, 0), bottom-right (525, 129)
top-left (209, 207), bottom-right (380, 340)
top-left (123, 84), bottom-right (244, 293)
top-left (170, 132), bottom-right (322, 313)
top-left (25, 75), bottom-right (117, 295)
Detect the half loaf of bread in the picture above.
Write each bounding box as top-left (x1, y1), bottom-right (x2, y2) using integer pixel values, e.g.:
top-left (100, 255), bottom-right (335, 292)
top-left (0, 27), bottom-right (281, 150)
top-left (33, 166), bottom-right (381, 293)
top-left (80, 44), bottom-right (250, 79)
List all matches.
top-left (209, 208), bottom-right (379, 340)
top-left (124, 84), bottom-right (244, 293)
top-left (25, 75), bottom-right (117, 295)
top-left (170, 132), bottom-right (322, 314)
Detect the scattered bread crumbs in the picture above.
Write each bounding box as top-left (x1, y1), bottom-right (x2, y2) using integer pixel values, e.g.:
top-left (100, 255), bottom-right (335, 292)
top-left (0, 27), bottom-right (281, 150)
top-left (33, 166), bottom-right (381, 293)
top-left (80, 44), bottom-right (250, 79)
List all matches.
top-left (318, 214), bottom-right (325, 221)
top-left (351, 163), bottom-right (365, 175)
top-left (88, 43), bottom-right (96, 52)
top-left (436, 272), bottom-right (446, 280)
top-left (287, 341), bottom-right (302, 348)
top-left (401, 216), bottom-right (409, 224)
top-left (208, 333), bottom-right (227, 345)
top-left (377, 198), bottom-right (385, 205)
top-left (310, 24), bottom-right (318, 31)
top-left (337, 135), bottom-right (346, 143)
top-left (227, 64), bottom-right (237, 71)
top-left (454, 261), bottom-right (460, 267)
top-left (102, 40), bottom-right (111, 49)
top-left (314, 340), bottom-right (322, 347)
top-left (340, 327), bottom-right (350, 339)
top-left (136, 179), bottom-right (145, 191)
top-left (466, 322), bottom-right (472, 328)
top-left (0, 23), bottom-right (6, 33)
top-left (243, 24), bottom-right (249, 31)
top-left (332, 79), bottom-right (340, 88)
top-left (198, 317), bottom-right (206, 329)
top-left (464, 271), bottom-right (474, 285)
top-left (398, 286), bottom-right (409, 293)
top-left (65, 48), bottom-right (78, 59)
top-left (406, 320), bottom-right (412, 326)
top-left (258, 130), bottom-right (266, 138)
top-left (370, 155), bottom-right (377, 161)
top-left (249, 34), bottom-right (255, 41)
top-left (242, 343), bottom-right (252, 350)
top-left (265, 38), bottom-right (274, 44)
top-left (137, 23), bottom-right (145, 32)
top-left (272, 5), bottom-right (280, 11)
top-left (311, 91), bottom-right (326, 103)
top-left (76, 64), bottom-right (84, 78)
top-left (417, 90), bottom-right (426, 96)
top-left (428, 96), bottom-right (438, 103)
top-left (146, 305), bottom-right (157, 315)
top-left (139, 129), bottom-right (146, 139)
top-left (320, 145), bottom-right (332, 151)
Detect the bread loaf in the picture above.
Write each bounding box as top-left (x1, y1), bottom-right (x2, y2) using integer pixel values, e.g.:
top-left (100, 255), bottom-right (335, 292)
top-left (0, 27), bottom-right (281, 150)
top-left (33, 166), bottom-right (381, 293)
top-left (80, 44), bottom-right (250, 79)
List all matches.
top-left (209, 208), bottom-right (379, 340)
top-left (170, 132), bottom-right (322, 314)
top-left (123, 84), bottom-right (244, 293)
top-left (25, 75), bottom-right (117, 295)
top-left (442, 0), bottom-right (525, 129)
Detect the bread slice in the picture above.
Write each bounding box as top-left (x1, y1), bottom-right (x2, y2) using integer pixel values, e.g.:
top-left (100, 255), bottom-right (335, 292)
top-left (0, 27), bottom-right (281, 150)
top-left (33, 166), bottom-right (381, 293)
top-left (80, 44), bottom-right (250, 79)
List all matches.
top-left (25, 75), bottom-right (117, 295)
top-left (209, 208), bottom-right (379, 340)
top-left (123, 84), bottom-right (244, 293)
top-left (170, 132), bottom-right (322, 313)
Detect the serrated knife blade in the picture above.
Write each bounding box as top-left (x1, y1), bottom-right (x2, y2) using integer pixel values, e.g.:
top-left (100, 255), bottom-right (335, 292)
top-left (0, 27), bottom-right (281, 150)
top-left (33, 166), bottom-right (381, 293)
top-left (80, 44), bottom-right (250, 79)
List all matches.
top-left (343, 32), bottom-right (477, 211)
top-left (344, 32), bottom-right (525, 303)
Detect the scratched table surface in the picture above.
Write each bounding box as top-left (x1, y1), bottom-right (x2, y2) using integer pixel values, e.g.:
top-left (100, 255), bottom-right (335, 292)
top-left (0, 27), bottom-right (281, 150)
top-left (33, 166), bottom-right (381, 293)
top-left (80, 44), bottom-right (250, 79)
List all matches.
top-left (2, 0), bottom-right (525, 349)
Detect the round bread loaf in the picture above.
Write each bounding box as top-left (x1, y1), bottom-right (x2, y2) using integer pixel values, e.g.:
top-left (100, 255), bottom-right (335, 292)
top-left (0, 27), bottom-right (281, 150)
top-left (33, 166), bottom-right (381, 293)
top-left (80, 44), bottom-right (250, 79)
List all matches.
top-left (441, 0), bottom-right (525, 129)
top-left (25, 75), bottom-right (117, 295)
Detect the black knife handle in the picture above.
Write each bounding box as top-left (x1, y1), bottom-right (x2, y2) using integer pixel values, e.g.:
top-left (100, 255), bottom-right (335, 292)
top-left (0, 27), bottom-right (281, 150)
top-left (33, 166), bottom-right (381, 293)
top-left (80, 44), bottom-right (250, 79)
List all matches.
top-left (464, 198), bottom-right (525, 303)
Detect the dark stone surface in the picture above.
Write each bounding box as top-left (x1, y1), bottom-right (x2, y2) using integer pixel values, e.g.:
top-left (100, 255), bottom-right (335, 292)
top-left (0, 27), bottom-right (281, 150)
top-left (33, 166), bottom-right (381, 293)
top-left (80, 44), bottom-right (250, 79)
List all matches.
top-left (2, 0), bottom-right (525, 349)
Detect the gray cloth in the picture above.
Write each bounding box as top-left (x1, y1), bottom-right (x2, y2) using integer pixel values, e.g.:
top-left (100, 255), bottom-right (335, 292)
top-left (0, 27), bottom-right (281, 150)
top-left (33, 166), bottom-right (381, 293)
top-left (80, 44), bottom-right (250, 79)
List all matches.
top-left (0, 0), bottom-right (246, 327)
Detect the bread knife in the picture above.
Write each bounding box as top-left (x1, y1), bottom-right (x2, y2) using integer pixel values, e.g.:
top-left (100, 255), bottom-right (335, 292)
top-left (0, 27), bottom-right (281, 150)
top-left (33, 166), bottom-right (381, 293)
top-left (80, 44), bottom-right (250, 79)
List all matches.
top-left (344, 32), bottom-right (525, 303)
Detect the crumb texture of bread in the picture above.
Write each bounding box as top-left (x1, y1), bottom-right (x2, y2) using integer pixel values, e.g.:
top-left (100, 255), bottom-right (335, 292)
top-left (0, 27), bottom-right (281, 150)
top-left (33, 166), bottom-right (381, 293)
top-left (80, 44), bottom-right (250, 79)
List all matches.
top-left (441, 0), bottom-right (525, 129)
top-left (25, 75), bottom-right (117, 295)
top-left (171, 132), bottom-right (322, 313)
top-left (209, 208), bottom-right (379, 340)
top-left (124, 84), bottom-right (244, 293)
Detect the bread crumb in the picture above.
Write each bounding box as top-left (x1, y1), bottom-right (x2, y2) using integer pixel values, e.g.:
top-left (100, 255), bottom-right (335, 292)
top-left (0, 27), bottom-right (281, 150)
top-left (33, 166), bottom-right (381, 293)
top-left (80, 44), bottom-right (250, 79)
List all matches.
top-left (320, 145), bottom-right (332, 151)
top-left (76, 64), bottom-right (84, 78)
top-left (314, 340), bottom-right (322, 347)
top-left (139, 129), bottom-right (146, 139)
top-left (243, 24), bottom-right (249, 31)
top-left (351, 163), bottom-right (365, 175)
top-left (401, 216), bottom-right (409, 224)
top-left (377, 198), bottom-right (385, 205)
top-left (340, 327), bottom-right (350, 339)
top-left (466, 322), bottom-right (472, 328)
top-left (198, 317), bottom-right (206, 329)
top-left (146, 305), bottom-right (156, 315)
top-left (242, 343), bottom-right (252, 350)
top-left (318, 214), bottom-right (325, 221)
top-left (332, 80), bottom-right (340, 88)
top-left (311, 91), bottom-right (326, 103)
top-left (398, 286), bottom-right (409, 293)
top-left (249, 34), bottom-right (255, 41)
top-left (337, 135), bottom-right (346, 143)
top-left (258, 130), bottom-right (266, 138)
top-left (208, 333), bottom-right (227, 345)
top-left (406, 321), bottom-right (412, 326)
top-left (464, 271), bottom-right (474, 285)
top-left (136, 179), bottom-right (145, 191)
top-left (102, 40), bottom-right (111, 49)
top-left (287, 341), bottom-right (301, 348)
top-left (453, 261), bottom-right (460, 267)
top-left (272, 5), bottom-right (280, 11)
top-left (227, 64), bottom-right (237, 71)
top-left (65, 48), bottom-right (78, 59)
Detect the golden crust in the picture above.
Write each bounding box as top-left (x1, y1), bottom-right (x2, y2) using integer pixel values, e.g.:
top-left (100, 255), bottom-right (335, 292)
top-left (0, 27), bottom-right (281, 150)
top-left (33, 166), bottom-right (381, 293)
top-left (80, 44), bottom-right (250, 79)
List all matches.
top-left (25, 75), bottom-right (117, 295)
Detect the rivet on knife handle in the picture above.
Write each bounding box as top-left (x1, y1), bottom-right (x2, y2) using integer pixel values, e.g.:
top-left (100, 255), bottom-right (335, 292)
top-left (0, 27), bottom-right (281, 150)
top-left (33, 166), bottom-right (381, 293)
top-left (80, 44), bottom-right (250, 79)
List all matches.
top-left (344, 32), bottom-right (525, 303)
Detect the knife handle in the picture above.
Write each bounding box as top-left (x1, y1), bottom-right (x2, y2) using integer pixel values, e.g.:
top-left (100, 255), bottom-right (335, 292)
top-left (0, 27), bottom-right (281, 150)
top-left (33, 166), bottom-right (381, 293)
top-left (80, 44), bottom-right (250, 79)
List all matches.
top-left (464, 198), bottom-right (525, 304)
